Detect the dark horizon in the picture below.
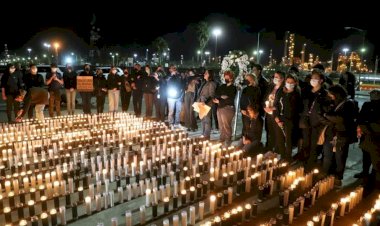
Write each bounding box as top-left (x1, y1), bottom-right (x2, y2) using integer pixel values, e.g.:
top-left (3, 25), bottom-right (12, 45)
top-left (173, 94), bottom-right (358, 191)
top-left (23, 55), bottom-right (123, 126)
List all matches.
top-left (1, 6), bottom-right (377, 65)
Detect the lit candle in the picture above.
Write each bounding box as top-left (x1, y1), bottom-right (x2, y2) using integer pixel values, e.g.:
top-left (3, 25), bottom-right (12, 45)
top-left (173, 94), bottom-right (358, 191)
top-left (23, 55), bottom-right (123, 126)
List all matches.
top-left (28, 200), bottom-right (35, 216)
top-left (85, 196), bottom-right (92, 215)
top-left (189, 206), bottom-right (196, 225)
top-left (181, 190), bottom-right (187, 206)
top-left (228, 187), bottom-right (233, 204)
top-left (111, 217), bottom-right (118, 226)
top-left (173, 215), bottom-right (179, 226)
top-left (210, 195), bottom-right (216, 214)
top-left (181, 211), bottom-right (188, 226)
top-left (163, 219), bottom-right (170, 226)
top-left (339, 198), bottom-right (347, 217)
top-left (4, 207), bottom-right (12, 224)
top-left (288, 205), bottom-right (294, 225)
top-left (146, 189), bottom-right (151, 207)
top-left (245, 204), bottom-right (252, 221)
top-left (50, 208), bottom-right (58, 226)
top-left (199, 201), bottom-right (205, 220)
top-left (139, 206), bottom-right (146, 225)
top-left (59, 206), bottom-right (66, 226)
top-left (41, 212), bottom-right (49, 226)
top-left (164, 197), bottom-right (170, 213)
top-left (125, 211), bottom-right (132, 226)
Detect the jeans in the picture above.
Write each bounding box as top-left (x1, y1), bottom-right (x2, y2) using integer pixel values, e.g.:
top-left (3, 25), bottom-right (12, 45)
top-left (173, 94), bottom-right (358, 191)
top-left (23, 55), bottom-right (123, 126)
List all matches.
top-left (49, 90), bottom-right (61, 117)
top-left (167, 97), bottom-right (182, 125)
top-left (201, 108), bottom-right (212, 139)
top-left (323, 137), bottom-right (349, 179)
top-left (108, 90), bottom-right (120, 112)
top-left (35, 104), bottom-right (45, 122)
top-left (217, 106), bottom-right (235, 145)
top-left (65, 89), bottom-right (76, 115)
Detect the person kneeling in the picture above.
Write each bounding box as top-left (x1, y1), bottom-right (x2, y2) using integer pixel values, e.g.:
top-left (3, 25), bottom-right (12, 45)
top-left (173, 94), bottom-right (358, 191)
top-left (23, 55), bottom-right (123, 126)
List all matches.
top-left (15, 87), bottom-right (49, 122)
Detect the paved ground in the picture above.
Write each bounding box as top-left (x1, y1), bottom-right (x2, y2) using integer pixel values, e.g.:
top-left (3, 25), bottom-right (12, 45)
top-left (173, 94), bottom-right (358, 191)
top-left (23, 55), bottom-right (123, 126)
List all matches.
top-left (0, 94), bottom-right (376, 226)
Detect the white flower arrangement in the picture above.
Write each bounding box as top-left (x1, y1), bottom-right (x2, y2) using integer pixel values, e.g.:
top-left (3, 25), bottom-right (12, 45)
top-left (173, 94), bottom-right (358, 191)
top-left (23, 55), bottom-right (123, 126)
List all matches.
top-left (220, 50), bottom-right (250, 88)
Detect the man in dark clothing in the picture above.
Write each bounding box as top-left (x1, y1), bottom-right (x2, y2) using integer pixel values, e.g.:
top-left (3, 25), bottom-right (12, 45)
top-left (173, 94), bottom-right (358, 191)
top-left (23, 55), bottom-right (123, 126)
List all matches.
top-left (46, 63), bottom-right (63, 117)
top-left (154, 66), bottom-right (167, 122)
top-left (15, 87), bottom-right (49, 122)
top-left (241, 104), bottom-right (264, 156)
top-left (78, 64), bottom-right (93, 114)
top-left (93, 68), bottom-right (107, 113)
top-left (120, 68), bottom-right (132, 112)
top-left (130, 64), bottom-right (145, 117)
top-left (166, 65), bottom-right (185, 126)
top-left (63, 65), bottom-right (77, 115)
top-left (339, 71), bottom-right (356, 99)
top-left (252, 64), bottom-right (269, 117)
top-left (1, 63), bottom-right (24, 122)
top-left (23, 64), bottom-right (44, 119)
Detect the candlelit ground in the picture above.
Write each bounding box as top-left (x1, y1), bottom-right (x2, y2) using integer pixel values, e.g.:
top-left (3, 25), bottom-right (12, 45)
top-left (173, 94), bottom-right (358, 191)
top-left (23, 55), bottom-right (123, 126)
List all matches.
top-left (0, 94), bottom-right (377, 225)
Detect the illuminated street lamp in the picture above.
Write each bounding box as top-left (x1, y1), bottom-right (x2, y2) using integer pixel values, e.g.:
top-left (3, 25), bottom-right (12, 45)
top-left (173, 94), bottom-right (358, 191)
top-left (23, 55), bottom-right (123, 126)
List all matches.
top-left (115, 53), bottom-right (119, 66)
top-left (343, 48), bottom-right (349, 56)
top-left (205, 51), bottom-right (210, 63)
top-left (27, 48), bottom-right (32, 58)
top-left (212, 28), bottom-right (222, 59)
top-left (54, 42), bottom-right (60, 64)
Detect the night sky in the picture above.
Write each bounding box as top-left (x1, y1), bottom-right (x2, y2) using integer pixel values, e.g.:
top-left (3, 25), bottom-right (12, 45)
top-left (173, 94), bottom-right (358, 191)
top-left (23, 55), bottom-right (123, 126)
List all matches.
top-left (1, 4), bottom-right (377, 64)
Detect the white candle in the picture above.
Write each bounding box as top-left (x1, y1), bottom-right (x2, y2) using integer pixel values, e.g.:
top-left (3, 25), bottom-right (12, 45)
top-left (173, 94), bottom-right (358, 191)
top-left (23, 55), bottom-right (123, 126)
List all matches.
top-left (111, 217), bottom-right (118, 226)
top-left (181, 211), bottom-right (188, 226)
top-left (146, 189), bottom-right (151, 207)
top-left (210, 195), bottom-right (216, 214)
top-left (85, 196), bottom-right (92, 215)
top-left (173, 215), bottom-right (179, 226)
top-left (228, 187), bottom-right (233, 204)
top-left (96, 194), bottom-right (102, 211)
top-left (199, 201), bottom-right (205, 220)
top-left (190, 206), bottom-right (196, 225)
top-left (59, 206), bottom-right (66, 225)
top-left (125, 211), bottom-right (132, 226)
top-left (163, 219), bottom-right (170, 226)
top-left (139, 206), bottom-right (146, 225)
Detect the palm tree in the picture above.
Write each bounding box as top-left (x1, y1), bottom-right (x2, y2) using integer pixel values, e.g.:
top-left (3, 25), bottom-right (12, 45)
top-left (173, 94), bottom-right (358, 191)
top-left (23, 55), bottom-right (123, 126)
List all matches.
top-left (196, 21), bottom-right (210, 61)
top-left (152, 37), bottom-right (169, 64)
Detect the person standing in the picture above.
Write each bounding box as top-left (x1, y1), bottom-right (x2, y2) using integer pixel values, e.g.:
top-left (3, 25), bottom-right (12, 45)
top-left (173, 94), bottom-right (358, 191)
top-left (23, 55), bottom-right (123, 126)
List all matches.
top-left (130, 64), bottom-right (144, 117)
top-left (1, 63), bottom-right (24, 122)
top-left (94, 68), bottom-right (107, 113)
top-left (184, 70), bottom-right (198, 131)
top-left (120, 68), bottom-right (132, 112)
top-left (142, 67), bottom-right (157, 118)
top-left (197, 69), bottom-right (216, 139)
top-left (63, 65), bottom-right (77, 115)
top-left (107, 66), bottom-right (121, 112)
top-left (153, 66), bottom-right (167, 122)
top-left (213, 71), bottom-right (237, 146)
top-left (23, 64), bottom-right (44, 119)
top-left (78, 64), bottom-right (93, 114)
top-left (166, 65), bottom-right (185, 127)
top-left (46, 63), bottom-right (63, 117)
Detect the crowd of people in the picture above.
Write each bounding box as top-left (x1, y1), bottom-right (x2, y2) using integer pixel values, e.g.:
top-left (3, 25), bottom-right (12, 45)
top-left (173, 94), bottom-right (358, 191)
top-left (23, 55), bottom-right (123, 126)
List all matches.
top-left (1, 62), bottom-right (380, 191)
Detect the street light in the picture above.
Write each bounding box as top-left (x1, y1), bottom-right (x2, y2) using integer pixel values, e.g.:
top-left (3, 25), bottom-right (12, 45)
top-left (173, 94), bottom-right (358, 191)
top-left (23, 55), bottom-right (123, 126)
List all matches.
top-left (256, 28), bottom-right (265, 65)
top-left (53, 42), bottom-right (60, 64)
top-left (197, 50), bottom-right (201, 62)
top-left (146, 49), bottom-right (149, 61)
top-left (27, 48), bottom-right (32, 58)
top-left (115, 53), bottom-right (119, 66)
top-left (343, 48), bottom-right (349, 56)
top-left (212, 28), bottom-right (222, 59)
top-left (205, 51), bottom-right (210, 63)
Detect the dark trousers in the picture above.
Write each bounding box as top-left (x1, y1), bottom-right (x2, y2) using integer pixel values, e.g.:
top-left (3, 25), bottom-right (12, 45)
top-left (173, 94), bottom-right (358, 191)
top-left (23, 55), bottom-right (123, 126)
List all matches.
top-left (96, 94), bottom-right (106, 114)
top-left (211, 104), bottom-right (219, 130)
top-left (80, 92), bottom-right (92, 114)
top-left (201, 109), bottom-right (212, 139)
top-left (184, 92), bottom-right (197, 129)
top-left (27, 104), bottom-right (34, 119)
top-left (133, 91), bottom-right (143, 117)
top-left (305, 126), bottom-right (324, 168)
top-left (276, 121), bottom-right (294, 161)
top-left (49, 90), bottom-right (61, 117)
top-left (217, 106), bottom-right (235, 145)
top-left (143, 93), bottom-right (154, 118)
top-left (155, 95), bottom-right (167, 122)
top-left (6, 95), bottom-right (19, 122)
top-left (361, 149), bottom-right (372, 175)
top-left (242, 114), bottom-right (251, 135)
top-left (323, 137), bottom-right (349, 179)
top-left (265, 114), bottom-right (277, 151)
top-left (120, 90), bottom-right (131, 112)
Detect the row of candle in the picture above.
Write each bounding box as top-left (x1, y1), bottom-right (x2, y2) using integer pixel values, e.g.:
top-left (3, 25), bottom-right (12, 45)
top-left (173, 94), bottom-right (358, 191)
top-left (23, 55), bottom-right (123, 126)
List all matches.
top-left (353, 194), bottom-right (380, 226)
top-left (302, 186), bottom-right (364, 226)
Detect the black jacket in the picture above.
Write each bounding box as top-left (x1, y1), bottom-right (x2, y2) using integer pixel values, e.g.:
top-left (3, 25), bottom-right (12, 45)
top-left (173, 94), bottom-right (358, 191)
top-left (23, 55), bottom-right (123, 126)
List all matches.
top-left (63, 71), bottom-right (77, 89)
top-left (1, 71), bottom-right (24, 95)
top-left (94, 74), bottom-right (107, 96)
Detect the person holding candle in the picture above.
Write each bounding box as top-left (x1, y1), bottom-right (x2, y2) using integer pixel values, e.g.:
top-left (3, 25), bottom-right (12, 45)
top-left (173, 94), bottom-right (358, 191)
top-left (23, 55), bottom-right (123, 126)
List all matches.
top-left (213, 71), bottom-right (237, 146)
top-left (240, 74), bottom-right (261, 136)
top-left (240, 104), bottom-right (263, 156)
top-left (321, 85), bottom-right (356, 186)
top-left (273, 73), bottom-right (302, 162)
top-left (197, 69), bottom-right (217, 139)
top-left (15, 87), bottom-right (49, 122)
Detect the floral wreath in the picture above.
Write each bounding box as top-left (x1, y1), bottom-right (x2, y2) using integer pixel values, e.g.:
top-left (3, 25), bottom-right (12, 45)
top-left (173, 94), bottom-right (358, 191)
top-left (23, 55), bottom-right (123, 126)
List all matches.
top-left (220, 50), bottom-right (251, 88)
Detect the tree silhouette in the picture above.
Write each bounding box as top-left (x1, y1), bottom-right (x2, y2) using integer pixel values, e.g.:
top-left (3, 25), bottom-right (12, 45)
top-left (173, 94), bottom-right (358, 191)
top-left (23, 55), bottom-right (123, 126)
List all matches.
top-left (152, 37), bottom-right (168, 64)
top-left (196, 21), bottom-right (210, 60)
